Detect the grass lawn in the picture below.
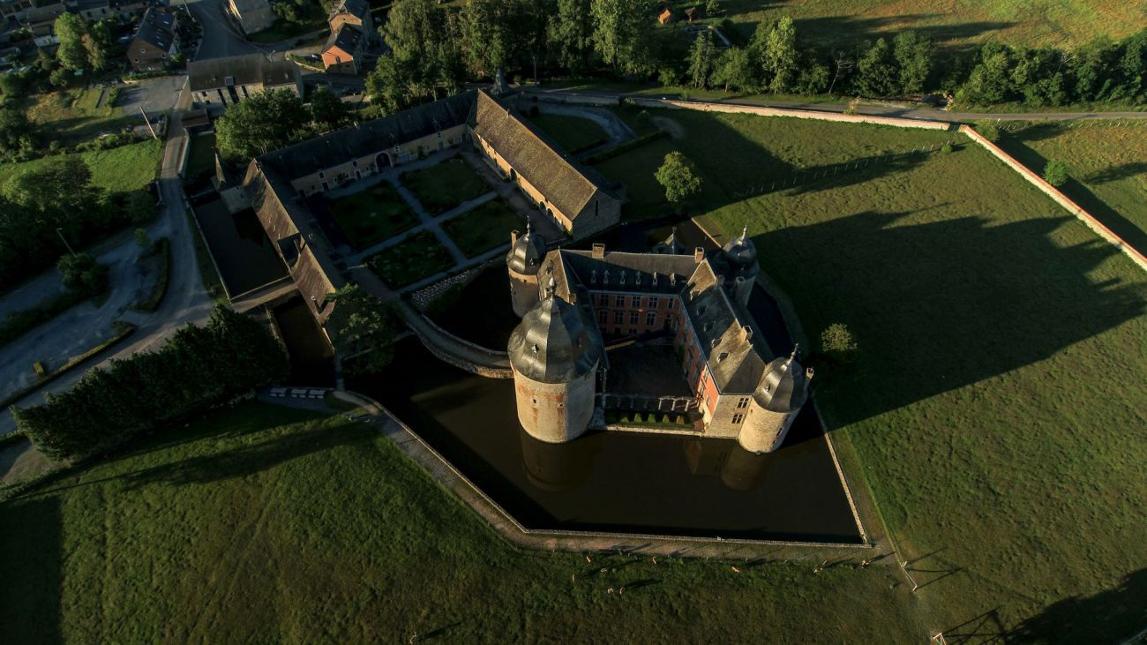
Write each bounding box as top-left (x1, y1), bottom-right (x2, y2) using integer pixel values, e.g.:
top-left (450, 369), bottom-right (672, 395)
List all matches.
top-left (0, 402), bottom-right (924, 641)
top-left (592, 136), bottom-right (681, 217)
top-left (612, 108), bottom-right (1147, 640)
top-left (527, 113), bottom-right (610, 154)
top-left (996, 121), bottom-right (1147, 255)
top-left (401, 157), bottom-right (492, 214)
top-left (441, 199), bottom-right (523, 258)
top-left (330, 182), bottom-right (419, 249)
top-left (0, 139), bottom-right (163, 194)
top-left (367, 231), bottom-right (454, 288)
top-left (22, 87), bottom-right (139, 145)
top-left (712, 0), bottom-right (1144, 50)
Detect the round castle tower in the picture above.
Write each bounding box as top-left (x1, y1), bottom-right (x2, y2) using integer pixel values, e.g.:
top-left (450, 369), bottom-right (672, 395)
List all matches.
top-left (738, 346), bottom-right (814, 454)
top-left (721, 226), bottom-right (760, 307)
top-left (506, 223), bottom-right (546, 317)
top-left (507, 280), bottom-right (604, 443)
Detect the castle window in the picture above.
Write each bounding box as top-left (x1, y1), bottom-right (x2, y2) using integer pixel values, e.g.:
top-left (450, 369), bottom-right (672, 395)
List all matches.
top-left (646, 311), bottom-right (656, 326)
top-left (737, 397), bottom-right (749, 409)
top-left (629, 311), bottom-right (638, 324)
top-left (647, 296), bottom-right (659, 308)
top-left (590, 269), bottom-right (597, 285)
top-left (632, 296), bottom-right (641, 307)
top-left (614, 311), bottom-right (624, 324)
top-left (619, 272), bottom-right (626, 286)
top-left (733, 414), bottom-right (745, 425)
top-left (668, 299), bottom-right (676, 310)
top-left (718, 352), bottom-right (729, 362)
top-left (598, 310), bottom-right (607, 324)
top-left (615, 295), bottom-right (625, 307)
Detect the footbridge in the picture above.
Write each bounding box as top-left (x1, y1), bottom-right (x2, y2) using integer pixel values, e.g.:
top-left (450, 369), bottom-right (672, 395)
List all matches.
top-left (397, 302), bottom-right (513, 379)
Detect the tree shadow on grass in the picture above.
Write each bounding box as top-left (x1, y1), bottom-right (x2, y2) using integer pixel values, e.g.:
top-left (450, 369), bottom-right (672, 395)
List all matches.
top-left (1003, 568), bottom-right (1147, 644)
top-left (0, 497), bottom-right (61, 643)
top-left (1085, 160), bottom-right (1147, 185)
top-left (757, 210), bottom-right (1146, 427)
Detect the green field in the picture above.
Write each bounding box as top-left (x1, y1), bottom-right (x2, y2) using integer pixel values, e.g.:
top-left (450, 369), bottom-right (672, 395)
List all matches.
top-left (0, 403), bottom-right (922, 641)
top-left (402, 157), bottom-right (492, 214)
top-left (527, 113), bottom-right (610, 154)
top-left (367, 231), bottom-right (454, 288)
top-left (595, 108), bottom-right (1147, 639)
top-left (712, 0), bottom-right (1145, 49)
top-left (441, 198), bottom-right (523, 258)
top-left (0, 139), bottom-right (163, 194)
top-left (997, 121), bottom-right (1147, 255)
top-left (330, 182), bottom-right (419, 249)
top-left (22, 87), bottom-right (138, 145)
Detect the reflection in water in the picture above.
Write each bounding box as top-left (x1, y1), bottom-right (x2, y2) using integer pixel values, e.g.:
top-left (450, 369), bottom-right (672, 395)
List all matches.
top-left (519, 430), bottom-right (600, 492)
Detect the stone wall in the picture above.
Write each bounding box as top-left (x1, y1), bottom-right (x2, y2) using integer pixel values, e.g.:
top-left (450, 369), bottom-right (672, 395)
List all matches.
top-left (960, 124), bottom-right (1147, 272)
top-left (626, 96), bottom-right (953, 131)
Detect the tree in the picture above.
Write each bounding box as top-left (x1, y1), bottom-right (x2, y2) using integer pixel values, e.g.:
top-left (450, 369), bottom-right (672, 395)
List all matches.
top-left (687, 30), bottom-right (716, 89)
top-left (367, 0), bottom-right (464, 109)
top-left (855, 38), bottom-right (899, 97)
top-left (82, 19), bottom-right (115, 72)
top-left (548, 0), bottom-right (593, 74)
top-left (328, 285), bottom-right (399, 375)
top-left (54, 13), bottom-right (89, 72)
top-left (4, 155), bottom-right (94, 215)
top-left (820, 322), bottom-right (858, 362)
top-left (1043, 159), bottom-right (1071, 187)
top-left (57, 252), bottom-right (107, 296)
top-left (461, 0), bottom-right (514, 77)
top-left (215, 90), bottom-right (311, 160)
top-left (957, 43), bottom-right (1013, 105)
top-left (893, 31), bottom-right (931, 94)
top-left (795, 51), bottom-right (830, 94)
top-left (712, 46), bottom-right (755, 92)
top-left (0, 106), bottom-right (37, 162)
top-left (590, 0), bottom-right (656, 76)
top-left (655, 151), bottom-right (702, 206)
top-left (762, 15), bottom-right (798, 93)
top-left (310, 87), bottom-right (351, 132)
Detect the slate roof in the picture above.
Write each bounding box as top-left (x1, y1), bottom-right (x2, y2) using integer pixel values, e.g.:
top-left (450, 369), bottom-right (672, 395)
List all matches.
top-left (188, 54), bottom-right (296, 91)
top-left (230, 0), bottom-right (268, 14)
top-left (681, 261), bottom-right (767, 393)
top-left (470, 90), bottom-right (616, 220)
top-left (132, 6), bottom-right (175, 52)
top-left (507, 226), bottom-right (546, 275)
top-left (332, 0), bottom-right (368, 20)
top-left (753, 349), bottom-right (811, 412)
top-left (323, 23), bottom-right (362, 56)
top-left (259, 91), bottom-right (476, 179)
top-left (508, 283), bottom-right (604, 383)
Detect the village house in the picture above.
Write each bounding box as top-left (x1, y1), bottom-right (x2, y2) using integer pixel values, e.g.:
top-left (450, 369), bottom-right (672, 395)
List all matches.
top-left (320, 20), bottom-right (363, 74)
top-left (126, 5), bottom-right (177, 71)
top-left (225, 0), bottom-right (273, 35)
top-left (327, 0), bottom-right (371, 39)
top-left (69, 0), bottom-right (145, 22)
top-left (188, 53), bottom-right (301, 109)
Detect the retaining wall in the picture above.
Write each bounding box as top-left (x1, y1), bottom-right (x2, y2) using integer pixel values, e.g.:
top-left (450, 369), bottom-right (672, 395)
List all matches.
top-left (626, 96), bottom-right (954, 131)
top-left (960, 125), bottom-right (1147, 272)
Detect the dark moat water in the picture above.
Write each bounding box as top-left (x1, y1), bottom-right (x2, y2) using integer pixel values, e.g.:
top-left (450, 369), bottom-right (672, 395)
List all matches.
top-left (273, 298), bottom-right (336, 387)
top-left (351, 217), bottom-right (861, 542)
top-left (191, 198), bottom-right (287, 297)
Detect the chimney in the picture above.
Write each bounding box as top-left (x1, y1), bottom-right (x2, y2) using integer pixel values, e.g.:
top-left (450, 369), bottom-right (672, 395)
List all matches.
top-left (510, 229), bottom-right (519, 247)
top-left (694, 247), bottom-right (705, 262)
top-left (591, 243), bottom-right (606, 259)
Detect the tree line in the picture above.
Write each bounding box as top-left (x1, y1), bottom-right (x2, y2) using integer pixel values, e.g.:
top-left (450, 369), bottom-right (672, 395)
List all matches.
top-left (214, 88), bottom-right (353, 160)
top-left (13, 307), bottom-right (289, 462)
top-left (0, 156), bottom-right (152, 291)
top-left (363, 0), bottom-right (1147, 112)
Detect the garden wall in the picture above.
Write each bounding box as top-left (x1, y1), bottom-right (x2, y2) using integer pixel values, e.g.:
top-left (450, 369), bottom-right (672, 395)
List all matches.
top-left (626, 97), bottom-right (954, 131)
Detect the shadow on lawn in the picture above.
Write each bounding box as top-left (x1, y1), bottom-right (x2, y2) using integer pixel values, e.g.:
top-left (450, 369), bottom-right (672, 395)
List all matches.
top-left (757, 210), bottom-right (1146, 427)
top-left (1002, 568), bottom-right (1147, 644)
top-left (1085, 160), bottom-right (1147, 185)
top-left (0, 497), bottom-right (62, 642)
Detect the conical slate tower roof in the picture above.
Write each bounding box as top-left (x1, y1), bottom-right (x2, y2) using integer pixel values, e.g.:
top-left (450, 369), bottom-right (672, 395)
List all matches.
top-left (508, 281), bottom-right (603, 383)
top-left (507, 223), bottom-right (545, 275)
top-left (752, 346), bottom-right (811, 413)
top-left (722, 226), bottom-right (758, 269)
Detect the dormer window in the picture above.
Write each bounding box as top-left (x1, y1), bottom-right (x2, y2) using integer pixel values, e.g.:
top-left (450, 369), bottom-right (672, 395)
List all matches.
top-left (619, 271), bottom-right (626, 286)
top-left (718, 352), bottom-right (729, 362)
top-left (590, 269), bottom-right (597, 284)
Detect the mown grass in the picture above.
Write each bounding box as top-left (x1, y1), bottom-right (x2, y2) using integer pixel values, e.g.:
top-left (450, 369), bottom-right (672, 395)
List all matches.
top-left (0, 402), bottom-right (924, 642)
top-left (606, 109), bottom-right (1147, 639)
top-left (367, 231), bottom-right (454, 288)
top-left (330, 182), bottom-right (419, 249)
top-left (22, 87), bottom-right (138, 145)
top-left (402, 157), bottom-right (492, 214)
top-left (996, 120), bottom-right (1147, 255)
top-left (441, 198), bottom-right (522, 258)
top-left (527, 113), bottom-right (610, 154)
top-left (714, 0), bottom-right (1145, 50)
top-left (0, 139), bottom-right (162, 194)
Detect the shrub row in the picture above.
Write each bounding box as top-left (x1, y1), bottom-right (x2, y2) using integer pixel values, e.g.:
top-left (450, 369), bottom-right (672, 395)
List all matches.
top-left (13, 307), bottom-right (288, 462)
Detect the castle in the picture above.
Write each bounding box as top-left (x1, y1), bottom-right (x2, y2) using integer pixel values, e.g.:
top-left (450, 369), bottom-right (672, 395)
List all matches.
top-left (506, 227), bottom-right (813, 454)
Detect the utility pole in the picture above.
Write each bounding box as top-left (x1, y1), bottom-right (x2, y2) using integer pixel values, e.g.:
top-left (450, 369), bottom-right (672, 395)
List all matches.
top-left (56, 227), bottom-right (76, 257)
top-left (139, 105), bottom-right (158, 140)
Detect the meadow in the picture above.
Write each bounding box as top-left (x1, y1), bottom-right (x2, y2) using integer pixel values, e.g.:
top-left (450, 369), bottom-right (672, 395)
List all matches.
top-left (591, 108), bottom-right (1147, 639)
top-left (0, 139), bottom-right (163, 194)
top-left (22, 86), bottom-right (139, 146)
top-left (0, 403), bottom-right (923, 642)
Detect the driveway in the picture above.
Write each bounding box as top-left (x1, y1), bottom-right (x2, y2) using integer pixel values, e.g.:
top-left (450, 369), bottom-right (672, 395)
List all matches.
top-left (116, 76), bottom-right (187, 117)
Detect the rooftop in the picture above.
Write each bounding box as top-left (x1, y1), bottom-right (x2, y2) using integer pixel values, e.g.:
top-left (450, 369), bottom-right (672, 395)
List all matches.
top-left (188, 54), bottom-right (297, 91)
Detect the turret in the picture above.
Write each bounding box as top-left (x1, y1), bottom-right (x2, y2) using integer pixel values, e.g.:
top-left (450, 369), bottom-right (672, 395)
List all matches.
top-left (507, 279), bottom-right (604, 443)
top-left (506, 222), bottom-right (545, 317)
top-left (738, 345), bottom-right (813, 453)
top-left (721, 226), bottom-right (760, 307)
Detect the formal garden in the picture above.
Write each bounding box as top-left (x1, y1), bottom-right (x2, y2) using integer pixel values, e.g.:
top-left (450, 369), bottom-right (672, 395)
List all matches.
top-left (440, 198), bottom-right (522, 258)
top-left (367, 231), bottom-right (454, 289)
top-left (329, 182), bottom-right (419, 250)
top-left (401, 157), bottom-right (492, 214)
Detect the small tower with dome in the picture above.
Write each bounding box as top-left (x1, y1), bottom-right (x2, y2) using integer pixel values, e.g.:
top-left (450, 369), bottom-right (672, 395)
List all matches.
top-left (738, 346), bottom-right (814, 453)
top-left (506, 222), bottom-right (546, 317)
top-left (720, 226), bottom-right (760, 307)
top-left (507, 278), bottom-right (604, 443)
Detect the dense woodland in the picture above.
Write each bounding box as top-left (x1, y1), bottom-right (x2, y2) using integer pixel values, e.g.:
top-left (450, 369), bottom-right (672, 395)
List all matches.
top-left (13, 307), bottom-right (289, 462)
top-left (365, 0), bottom-right (1147, 113)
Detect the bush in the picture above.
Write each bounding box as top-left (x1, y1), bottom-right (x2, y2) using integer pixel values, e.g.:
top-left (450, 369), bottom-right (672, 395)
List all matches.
top-left (1043, 159), bottom-right (1071, 187)
top-left (976, 121), bottom-right (1001, 142)
top-left (940, 142), bottom-right (954, 154)
top-left (57, 252), bottom-right (107, 296)
top-left (13, 307), bottom-right (288, 462)
top-left (820, 322), bottom-right (859, 361)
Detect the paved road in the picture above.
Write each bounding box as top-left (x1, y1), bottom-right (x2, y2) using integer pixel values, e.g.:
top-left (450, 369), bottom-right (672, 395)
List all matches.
top-left (0, 80), bottom-right (213, 438)
top-left (529, 87), bottom-right (1147, 123)
top-left (184, 0), bottom-right (259, 60)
